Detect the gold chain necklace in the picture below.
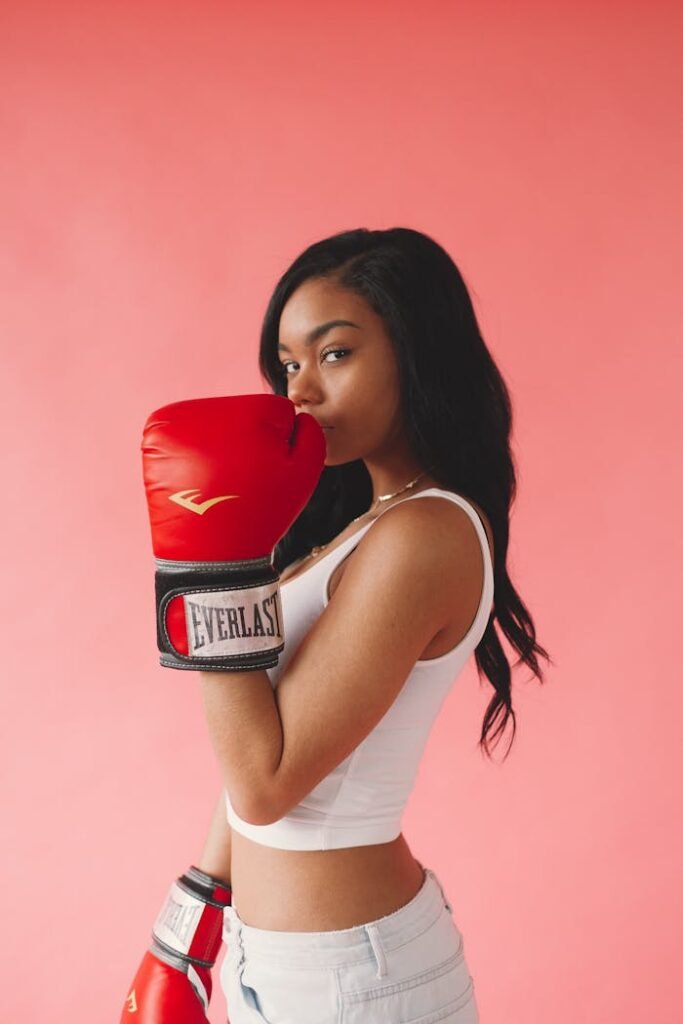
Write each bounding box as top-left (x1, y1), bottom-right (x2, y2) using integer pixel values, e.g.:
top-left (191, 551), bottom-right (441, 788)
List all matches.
top-left (304, 471), bottom-right (427, 561)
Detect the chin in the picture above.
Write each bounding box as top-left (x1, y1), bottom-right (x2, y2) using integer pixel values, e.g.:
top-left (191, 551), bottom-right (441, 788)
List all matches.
top-left (320, 435), bottom-right (366, 468)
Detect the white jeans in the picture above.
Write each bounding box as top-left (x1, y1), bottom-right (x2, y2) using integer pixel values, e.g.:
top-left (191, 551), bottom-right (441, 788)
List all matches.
top-left (220, 865), bottom-right (479, 1023)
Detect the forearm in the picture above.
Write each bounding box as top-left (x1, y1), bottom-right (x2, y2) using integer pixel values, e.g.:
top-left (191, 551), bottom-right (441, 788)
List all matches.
top-left (200, 669), bottom-right (284, 824)
top-left (196, 789), bottom-right (233, 885)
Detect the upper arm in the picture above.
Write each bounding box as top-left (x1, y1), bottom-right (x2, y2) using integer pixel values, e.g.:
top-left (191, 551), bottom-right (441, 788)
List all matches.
top-left (257, 498), bottom-right (484, 825)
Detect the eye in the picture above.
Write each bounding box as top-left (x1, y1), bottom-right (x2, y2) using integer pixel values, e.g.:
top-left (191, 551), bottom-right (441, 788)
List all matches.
top-left (279, 347), bottom-right (350, 375)
top-left (322, 346), bottom-right (349, 363)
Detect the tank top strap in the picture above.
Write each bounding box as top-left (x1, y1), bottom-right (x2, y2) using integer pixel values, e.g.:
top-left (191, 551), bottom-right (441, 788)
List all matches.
top-left (381, 487), bottom-right (490, 544)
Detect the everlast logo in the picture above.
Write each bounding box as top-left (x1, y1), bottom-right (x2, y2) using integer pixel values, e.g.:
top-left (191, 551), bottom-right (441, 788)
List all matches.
top-left (187, 593), bottom-right (282, 650)
top-left (156, 892), bottom-right (200, 944)
top-left (169, 488), bottom-right (239, 515)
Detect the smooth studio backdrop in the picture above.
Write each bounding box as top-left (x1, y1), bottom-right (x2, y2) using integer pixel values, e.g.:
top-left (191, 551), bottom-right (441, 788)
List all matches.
top-left (1, 2), bottom-right (681, 1021)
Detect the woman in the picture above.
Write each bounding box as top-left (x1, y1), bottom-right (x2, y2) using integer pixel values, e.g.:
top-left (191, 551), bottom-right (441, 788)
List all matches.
top-left (122, 227), bottom-right (550, 1023)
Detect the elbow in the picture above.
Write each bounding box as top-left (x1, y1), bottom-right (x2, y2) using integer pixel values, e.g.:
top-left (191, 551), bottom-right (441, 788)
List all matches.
top-left (247, 791), bottom-right (284, 825)
top-left (230, 788), bottom-right (281, 827)
top-left (243, 805), bottom-right (279, 826)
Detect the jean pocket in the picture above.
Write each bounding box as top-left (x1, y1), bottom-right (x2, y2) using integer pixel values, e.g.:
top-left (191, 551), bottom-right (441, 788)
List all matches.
top-left (220, 946), bottom-right (266, 1023)
top-left (237, 956), bottom-right (341, 1024)
top-left (340, 952), bottom-right (477, 1024)
top-left (221, 957), bottom-right (276, 1023)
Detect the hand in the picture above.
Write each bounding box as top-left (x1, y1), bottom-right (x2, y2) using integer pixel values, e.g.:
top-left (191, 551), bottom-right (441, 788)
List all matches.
top-left (120, 866), bottom-right (232, 1022)
top-left (141, 394), bottom-right (325, 672)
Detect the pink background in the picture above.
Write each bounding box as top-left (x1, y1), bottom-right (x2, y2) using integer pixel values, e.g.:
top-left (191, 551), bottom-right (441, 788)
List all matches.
top-left (2, 2), bottom-right (681, 1021)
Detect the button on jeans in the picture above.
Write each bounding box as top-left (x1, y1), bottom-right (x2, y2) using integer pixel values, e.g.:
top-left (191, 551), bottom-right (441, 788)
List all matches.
top-left (220, 865), bottom-right (479, 1023)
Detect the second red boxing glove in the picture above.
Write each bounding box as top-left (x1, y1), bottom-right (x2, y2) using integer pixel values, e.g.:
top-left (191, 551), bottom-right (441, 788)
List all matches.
top-left (141, 394), bottom-right (325, 672)
top-left (120, 865), bottom-right (232, 1022)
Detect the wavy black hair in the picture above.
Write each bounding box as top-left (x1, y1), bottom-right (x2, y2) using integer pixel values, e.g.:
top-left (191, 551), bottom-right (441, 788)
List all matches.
top-left (258, 227), bottom-right (552, 761)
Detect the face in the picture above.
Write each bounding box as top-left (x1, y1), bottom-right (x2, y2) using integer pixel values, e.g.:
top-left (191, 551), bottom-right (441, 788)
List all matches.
top-left (277, 278), bottom-right (407, 467)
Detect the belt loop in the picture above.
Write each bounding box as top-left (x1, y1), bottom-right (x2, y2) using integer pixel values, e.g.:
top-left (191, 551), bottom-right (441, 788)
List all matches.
top-left (224, 904), bottom-right (237, 935)
top-left (364, 923), bottom-right (387, 979)
top-left (224, 906), bottom-right (244, 959)
top-left (430, 869), bottom-right (453, 913)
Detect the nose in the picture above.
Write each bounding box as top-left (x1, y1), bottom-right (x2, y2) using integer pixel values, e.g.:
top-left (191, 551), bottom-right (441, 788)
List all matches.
top-left (286, 363), bottom-right (323, 409)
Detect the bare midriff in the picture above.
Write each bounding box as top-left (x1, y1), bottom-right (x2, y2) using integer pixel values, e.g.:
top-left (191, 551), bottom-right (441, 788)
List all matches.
top-left (230, 828), bottom-right (426, 931)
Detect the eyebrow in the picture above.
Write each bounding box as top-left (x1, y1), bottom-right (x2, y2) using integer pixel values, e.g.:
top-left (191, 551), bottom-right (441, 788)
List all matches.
top-left (277, 319), bottom-right (361, 352)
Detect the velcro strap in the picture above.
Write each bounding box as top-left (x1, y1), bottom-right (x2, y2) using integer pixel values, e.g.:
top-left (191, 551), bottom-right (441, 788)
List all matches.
top-left (182, 581), bottom-right (283, 658)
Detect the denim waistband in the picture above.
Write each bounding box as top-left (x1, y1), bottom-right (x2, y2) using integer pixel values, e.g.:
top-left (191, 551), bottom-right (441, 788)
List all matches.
top-left (222, 865), bottom-right (456, 970)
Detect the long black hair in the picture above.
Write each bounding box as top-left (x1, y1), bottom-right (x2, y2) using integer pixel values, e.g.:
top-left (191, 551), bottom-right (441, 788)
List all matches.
top-left (258, 227), bottom-right (552, 761)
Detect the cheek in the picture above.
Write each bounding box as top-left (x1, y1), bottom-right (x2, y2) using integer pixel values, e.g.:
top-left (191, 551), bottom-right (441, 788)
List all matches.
top-left (335, 362), bottom-right (402, 435)
top-left (375, 382), bottom-right (403, 428)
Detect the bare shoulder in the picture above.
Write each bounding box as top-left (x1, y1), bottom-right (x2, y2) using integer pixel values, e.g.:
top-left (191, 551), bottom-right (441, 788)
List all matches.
top-left (427, 493), bottom-right (494, 568)
top-left (331, 493), bottom-right (490, 615)
top-left (355, 491), bottom-right (492, 575)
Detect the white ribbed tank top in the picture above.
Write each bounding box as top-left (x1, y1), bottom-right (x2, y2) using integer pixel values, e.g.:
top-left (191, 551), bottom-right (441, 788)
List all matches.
top-left (224, 487), bottom-right (494, 850)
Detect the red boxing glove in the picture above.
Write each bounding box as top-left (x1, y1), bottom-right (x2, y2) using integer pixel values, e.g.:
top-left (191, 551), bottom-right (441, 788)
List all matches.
top-left (120, 866), bottom-right (232, 1022)
top-left (141, 394), bottom-right (325, 671)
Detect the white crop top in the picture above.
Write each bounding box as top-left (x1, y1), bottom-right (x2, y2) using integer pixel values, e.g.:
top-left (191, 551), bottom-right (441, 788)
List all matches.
top-left (224, 487), bottom-right (495, 850)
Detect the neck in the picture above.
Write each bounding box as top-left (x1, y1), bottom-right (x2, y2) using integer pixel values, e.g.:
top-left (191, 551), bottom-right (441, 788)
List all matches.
top-left (368, 470), bottom-right (428, 510)
top-left (364, 461), bottom-right (431, 507)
